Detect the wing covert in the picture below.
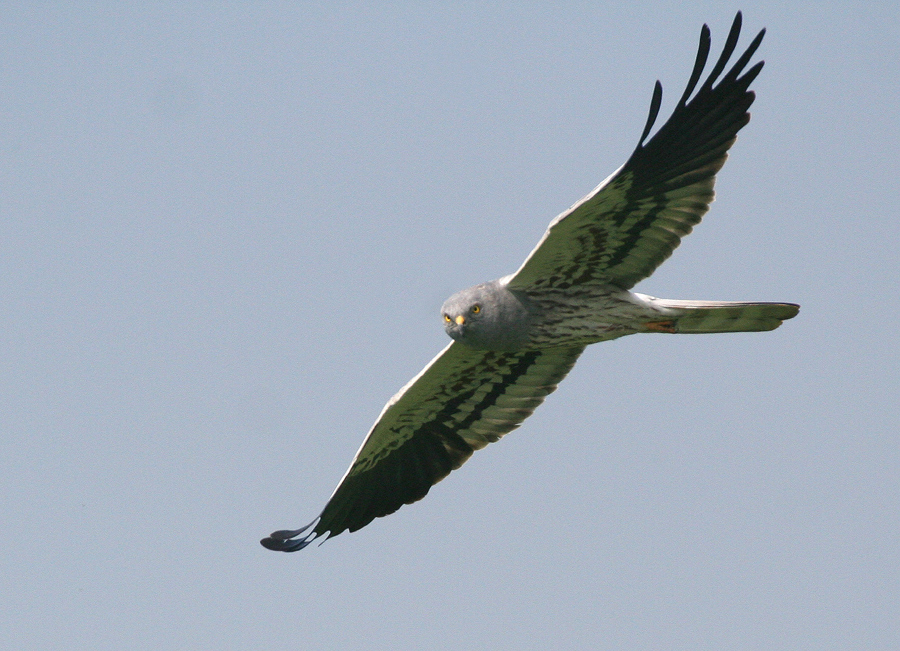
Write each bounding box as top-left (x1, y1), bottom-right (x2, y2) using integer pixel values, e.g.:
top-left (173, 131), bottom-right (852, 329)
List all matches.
top-left (261, 342), bottom-right (584, 551)
top-left (507, 12), bottom-right (764, 292)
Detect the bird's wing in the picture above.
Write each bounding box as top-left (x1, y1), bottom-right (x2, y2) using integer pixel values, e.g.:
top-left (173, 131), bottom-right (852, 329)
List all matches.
top-left (261, 341), bottom-right (584, 551)
top-left (506, 12), bottom-right (764, 293)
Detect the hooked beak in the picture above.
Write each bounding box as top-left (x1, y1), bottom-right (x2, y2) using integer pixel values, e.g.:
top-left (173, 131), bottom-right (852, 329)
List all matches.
top-left (455, 315), bottom-right (466, 325)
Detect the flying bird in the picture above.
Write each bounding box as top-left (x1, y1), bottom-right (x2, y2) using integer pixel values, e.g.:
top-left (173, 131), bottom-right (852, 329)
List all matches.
top-left (261, 12), bottom-right (799, 552)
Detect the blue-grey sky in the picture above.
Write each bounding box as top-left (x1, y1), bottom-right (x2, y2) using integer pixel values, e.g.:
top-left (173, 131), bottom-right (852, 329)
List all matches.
top-left (2, 2), bottom-right (897, 650)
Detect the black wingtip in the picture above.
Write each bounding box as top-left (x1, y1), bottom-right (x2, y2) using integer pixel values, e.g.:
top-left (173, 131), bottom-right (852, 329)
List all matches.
top-left (635, 80), bottom-right (664, 150)
top-left (260, 535), bottom-right (317, 552)
top-left (632, 11), bottom-right (764, 156)
top-left (676, 23), bottom-right (712, 109)
top-left (260, 521), bottom-right (321, 552)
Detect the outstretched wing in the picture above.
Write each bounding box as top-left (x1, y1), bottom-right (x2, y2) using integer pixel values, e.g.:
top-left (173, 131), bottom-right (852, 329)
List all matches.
top-left (507, 12), bottom-right (764, 292)
top-left (262, 342), bottom-right (584, 551)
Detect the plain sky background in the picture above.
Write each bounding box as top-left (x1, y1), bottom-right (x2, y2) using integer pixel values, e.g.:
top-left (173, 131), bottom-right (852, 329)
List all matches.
top-left (2, 2), bottom-right (897, 650)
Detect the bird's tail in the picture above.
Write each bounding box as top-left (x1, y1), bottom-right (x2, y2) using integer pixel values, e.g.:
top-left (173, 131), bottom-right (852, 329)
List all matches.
top-left (642, 296), bottom-right (800, 334)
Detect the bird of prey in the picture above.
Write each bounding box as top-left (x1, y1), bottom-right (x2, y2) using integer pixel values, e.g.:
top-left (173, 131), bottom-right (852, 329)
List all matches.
top-left (261, 12), bottom-right (799, 552)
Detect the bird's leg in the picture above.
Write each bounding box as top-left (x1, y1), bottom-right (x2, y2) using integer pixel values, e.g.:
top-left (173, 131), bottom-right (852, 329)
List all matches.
top-left (644, 320), bottom-right (677, 333)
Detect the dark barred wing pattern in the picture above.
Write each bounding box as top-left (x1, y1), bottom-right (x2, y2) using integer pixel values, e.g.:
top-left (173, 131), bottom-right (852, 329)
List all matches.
top-left (507, 12), bottom-right (764, 292)
top-left (261, 342), bottom-right (584, 551)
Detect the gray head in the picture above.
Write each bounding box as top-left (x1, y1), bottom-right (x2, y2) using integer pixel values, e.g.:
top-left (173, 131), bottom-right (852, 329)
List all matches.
top-left (441, 280), bottom-right (532, 351)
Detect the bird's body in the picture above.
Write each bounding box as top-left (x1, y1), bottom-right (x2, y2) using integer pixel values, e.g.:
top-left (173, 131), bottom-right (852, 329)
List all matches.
top-left (261, 13), bottom-right (799, 552)
top-left (442, 280), bottom-right (798, 351)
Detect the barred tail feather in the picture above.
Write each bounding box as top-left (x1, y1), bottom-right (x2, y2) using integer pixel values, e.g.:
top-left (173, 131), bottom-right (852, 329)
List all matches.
top-left (648, 298), bottom-right (799, 333)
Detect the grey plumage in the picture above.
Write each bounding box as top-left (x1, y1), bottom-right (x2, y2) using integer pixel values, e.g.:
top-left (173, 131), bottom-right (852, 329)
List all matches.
top-left (441, 281), bottom-right (798, 350)
top-left (262, 12), bottom-right (798, 552)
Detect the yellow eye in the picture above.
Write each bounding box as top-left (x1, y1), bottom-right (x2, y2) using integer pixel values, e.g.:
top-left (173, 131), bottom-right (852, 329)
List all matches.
top-left (472, 305), bottom-right (481, 314)
top-left (443, 314), bottom-right (451, 323)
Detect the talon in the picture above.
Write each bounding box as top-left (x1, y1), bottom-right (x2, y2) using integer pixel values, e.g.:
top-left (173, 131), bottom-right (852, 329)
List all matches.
top-left (645, 320), bottom-right (677, 333)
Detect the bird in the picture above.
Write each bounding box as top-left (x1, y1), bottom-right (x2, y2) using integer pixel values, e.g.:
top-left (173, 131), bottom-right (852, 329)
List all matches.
top-left (261, 12), bottom-right (799, 552)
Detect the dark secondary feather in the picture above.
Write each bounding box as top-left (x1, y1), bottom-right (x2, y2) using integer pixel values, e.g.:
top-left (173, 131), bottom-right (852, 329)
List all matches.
top-left (507, 12), bottom-right (764, 292)
top-left (261, 344), bottom-right (584, 551)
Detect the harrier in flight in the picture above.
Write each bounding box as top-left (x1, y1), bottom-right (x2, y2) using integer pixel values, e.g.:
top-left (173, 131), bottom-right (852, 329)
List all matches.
top-left (261, 13), bottom-right (798, 552)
